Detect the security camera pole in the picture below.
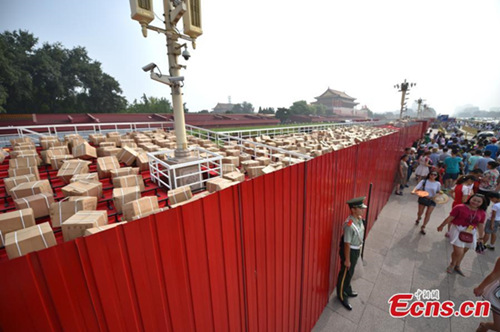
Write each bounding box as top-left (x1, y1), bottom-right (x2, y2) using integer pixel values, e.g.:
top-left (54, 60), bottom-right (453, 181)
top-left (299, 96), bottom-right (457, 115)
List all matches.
top-left (130, 0), bottom-right (202, 159)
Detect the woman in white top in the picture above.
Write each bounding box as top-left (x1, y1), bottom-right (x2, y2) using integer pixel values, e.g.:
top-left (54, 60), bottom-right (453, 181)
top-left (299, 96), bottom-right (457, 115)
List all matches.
top-left (414, 151), bottom-right (432, 183)
top-left (412, 171), bottom-right (442, 235)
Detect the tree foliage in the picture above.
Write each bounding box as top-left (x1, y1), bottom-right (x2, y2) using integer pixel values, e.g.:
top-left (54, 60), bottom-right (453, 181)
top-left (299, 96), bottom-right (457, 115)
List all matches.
top-left (0, 30), bottom-right (127, 113)
top-left (258, 107), bottom-right (275, 114)
top-left (126, 94), bottom-right (172, 113)
top-left (230, 101), bottom-right (254, 114)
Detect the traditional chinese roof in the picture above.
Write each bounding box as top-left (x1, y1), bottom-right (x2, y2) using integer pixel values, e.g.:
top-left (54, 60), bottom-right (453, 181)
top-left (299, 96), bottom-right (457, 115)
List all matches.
top-left (315, 88), bottom-right (356, 101)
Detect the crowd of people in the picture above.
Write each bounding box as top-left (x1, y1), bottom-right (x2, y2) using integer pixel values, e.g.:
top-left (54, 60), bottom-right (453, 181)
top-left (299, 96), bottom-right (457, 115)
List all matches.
top-left (394, 125), bottom-right (500, 331)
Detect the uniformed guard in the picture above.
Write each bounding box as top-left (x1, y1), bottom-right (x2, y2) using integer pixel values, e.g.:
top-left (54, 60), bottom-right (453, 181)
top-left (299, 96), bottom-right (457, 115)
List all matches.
top-left (337, 196), bottom-right (367, 310)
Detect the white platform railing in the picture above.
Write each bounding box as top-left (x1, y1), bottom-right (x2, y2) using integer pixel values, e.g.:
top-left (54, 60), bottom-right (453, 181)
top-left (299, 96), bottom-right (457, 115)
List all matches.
top-left (147, 147), bottom-right (223, 191)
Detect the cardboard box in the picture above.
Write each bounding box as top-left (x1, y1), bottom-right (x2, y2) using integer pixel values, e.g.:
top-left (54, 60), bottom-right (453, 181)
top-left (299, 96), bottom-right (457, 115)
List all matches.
top-left (225, 149), bottom-right (241, 157)
top-left (129, 208), bottom-right (168, 221)
top-left (40, 137), bottom-right (61, 150)
top-left (167, 186), bottom-right (193, 205)
top-left (72, 142), bottom-right (97, 159)
top-left (10, 150), bottom-right (38, 159)
top-left (169, 192), bottom-right (211, 209)
top-left (62, 181), bottom-right (103, 198)
top-left (70, 173), bottom-right (100, 183)
top-left (113, 186), bottom-right (141, 213)
top-left (42, 148), bottom-right (67, 164)
top-left (221, 163), bottom-right (238, 175)
top-left (106, 136), bottom-right (122, 147)
top-left (117, 146), bottom-right (138, 166)
top-left (97, 156), bottom-right (120, 178)
top-left (247, 166), bottom-right (266, 178)
top-left (223, 171), bottom-right (245, 182)
top-left (10, 137), bottom-right (33, 146)
top-left (8, 166), bottom-right (40, 180)
top-left (206, 177), bottom-right (235, 193)
top-left (239, 154), bottom-right (252, 163)
top-left (13, 142), bottom-right (36, 150)
top-left (99, 141), bottom-right (116, 147)
top-left (57, 159), bottom-right (92, 184)
top-left (5, 222), bottom-right (57, 259)
top-left (255, 157), bottom-right (271, 166)
top-left (106, 132), bottom-right (121, 138)
top-left (44, 140), bottom-right (66, 149)
top-left (50, 196), bottom-right (98, 227)
top-left (4, 174), bottom-right (37, 196)
top-left (84, 222), bottom-right (127, 236)
top-left (14, 193), bottom-right (55, 219)
top-left (89, 134), bottom-right (106, 146)
top-left (0, 208), bottom-right (36, 246)
top-left (62, 210), bottom-right (108, 241)
top-left (136, 153), bottom-right (149, 171)
top-left (262, 165), bottom-right (277, 174)
top-left (9, 155), bottom-right (41, 168)
top-left (50, 154), bottom-right (75, 170)
top-left (100, 147), bottom-right (121, 157)
top-left (122, 196), bottom-right (159, 221)
top-left (241, 160), bottom-right (260, 173)
top-left (222, 156), bottom-right (240, 167)
top-left (10, 180), bottom-right (53, 200)
top-left (112, 175), bottom-right (145, 192)
top-left (110, 167), bottom-right (139, 179)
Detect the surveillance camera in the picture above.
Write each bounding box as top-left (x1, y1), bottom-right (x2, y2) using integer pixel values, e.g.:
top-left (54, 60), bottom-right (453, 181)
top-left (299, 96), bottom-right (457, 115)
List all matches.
top-left (181, 49), bottom-right (191, 60)
top-left (142, 62), bottom-right (157, 72)
top-left (169, 76), bottom-right (184, 82)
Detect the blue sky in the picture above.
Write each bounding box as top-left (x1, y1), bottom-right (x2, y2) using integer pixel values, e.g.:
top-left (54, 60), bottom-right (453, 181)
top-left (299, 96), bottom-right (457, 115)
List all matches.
top-left (2, 0), bottom-right (500, 114)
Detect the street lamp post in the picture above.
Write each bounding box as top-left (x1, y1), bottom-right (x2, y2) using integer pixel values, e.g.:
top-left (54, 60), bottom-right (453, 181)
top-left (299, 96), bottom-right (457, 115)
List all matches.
top-left (394, 79), bottom-right (416, 120)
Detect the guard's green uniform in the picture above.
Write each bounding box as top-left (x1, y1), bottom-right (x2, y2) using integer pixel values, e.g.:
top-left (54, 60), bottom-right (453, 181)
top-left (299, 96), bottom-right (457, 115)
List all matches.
top-left (337, 197), bottom-right (366, 309)
top-left (337, 215), bottom-right (364, 301)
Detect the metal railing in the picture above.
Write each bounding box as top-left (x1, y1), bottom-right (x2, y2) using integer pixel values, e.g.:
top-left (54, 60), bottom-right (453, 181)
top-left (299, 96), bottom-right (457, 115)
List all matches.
top-left (217, 121), bottom-right (387, 140)
top-left (147, 147), bottom-right (223, 191)
top-left (0, 121), bottom-right (175, 148)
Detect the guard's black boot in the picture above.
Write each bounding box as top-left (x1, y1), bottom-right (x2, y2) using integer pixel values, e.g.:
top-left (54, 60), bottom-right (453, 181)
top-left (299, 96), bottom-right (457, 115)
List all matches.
top-left (347, 291), bottom-right (358, 298)
top-left (338, 297), bottom-right (352, 310)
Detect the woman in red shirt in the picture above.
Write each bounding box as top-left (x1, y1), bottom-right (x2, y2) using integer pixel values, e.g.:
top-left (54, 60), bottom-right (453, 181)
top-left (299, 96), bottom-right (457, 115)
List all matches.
top-left (437, 194), bottom-right (487, 276)
top-left (452, 175), bottom-right (476, 208)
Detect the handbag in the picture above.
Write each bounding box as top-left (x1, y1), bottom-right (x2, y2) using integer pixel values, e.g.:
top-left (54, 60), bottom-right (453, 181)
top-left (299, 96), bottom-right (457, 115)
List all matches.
top-left (458, 210), bottom-right (478, 244)
top-left (458, 231), bottom-right (474, 243)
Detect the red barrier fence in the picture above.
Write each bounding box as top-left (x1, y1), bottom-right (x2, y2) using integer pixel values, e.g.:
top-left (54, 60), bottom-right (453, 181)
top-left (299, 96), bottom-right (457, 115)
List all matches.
top-left (0, 122), bottom-right (427, 331)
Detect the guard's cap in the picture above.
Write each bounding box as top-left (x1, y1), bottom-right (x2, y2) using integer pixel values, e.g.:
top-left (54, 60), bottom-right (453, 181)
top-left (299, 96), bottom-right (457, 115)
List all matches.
top-left (347, 196), bottom-right (367, 209)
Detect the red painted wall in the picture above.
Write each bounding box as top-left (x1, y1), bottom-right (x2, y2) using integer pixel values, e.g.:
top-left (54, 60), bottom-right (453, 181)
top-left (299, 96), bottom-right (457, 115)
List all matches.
top-left (0, 122), bottom-right (427, 331)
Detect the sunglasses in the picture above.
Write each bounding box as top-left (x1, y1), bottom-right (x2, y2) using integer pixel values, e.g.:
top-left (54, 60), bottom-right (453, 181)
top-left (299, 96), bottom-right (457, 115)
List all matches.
top-left (430, 173), bottom-right (438, 176)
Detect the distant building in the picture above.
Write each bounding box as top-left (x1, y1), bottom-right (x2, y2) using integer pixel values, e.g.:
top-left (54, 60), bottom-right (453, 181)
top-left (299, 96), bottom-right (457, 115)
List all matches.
top-left (212, 103), bottom-right (235, 114)
top-left (313, 88), bottom-right (359, 116)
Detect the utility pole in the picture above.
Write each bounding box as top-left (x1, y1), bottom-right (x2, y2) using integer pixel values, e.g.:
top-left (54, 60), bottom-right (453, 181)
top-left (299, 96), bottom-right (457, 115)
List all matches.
top-left (129, 0), bottom-right (202, 159)
top-left (416, 98), bottom-right (423, 118)
top-left (394, 79), bottom-right (416, 120)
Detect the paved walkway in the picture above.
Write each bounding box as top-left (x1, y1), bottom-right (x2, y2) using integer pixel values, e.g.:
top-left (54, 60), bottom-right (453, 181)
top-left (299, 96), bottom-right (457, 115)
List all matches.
top-left (313, 180), bottom-right (498, 332)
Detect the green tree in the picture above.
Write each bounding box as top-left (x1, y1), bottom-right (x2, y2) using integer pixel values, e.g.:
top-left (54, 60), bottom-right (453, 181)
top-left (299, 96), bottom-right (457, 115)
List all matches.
top-left (275, 107), bottom-right (291, 123)
top-left (126, 94), bottom-right (172, 113)
top-left (231, 101), bottom-right (254, 114)
top-left (0, 30), bottom-right (127, 113)
top-left (258, 107), bottom-right (275, 114)
top-left (289, 100), bottom-right (311, 115)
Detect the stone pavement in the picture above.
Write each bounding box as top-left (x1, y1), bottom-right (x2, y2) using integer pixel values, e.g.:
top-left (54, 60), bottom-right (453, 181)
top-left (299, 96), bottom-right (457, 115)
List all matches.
top-left (313, 181), bottom-right (499, 332)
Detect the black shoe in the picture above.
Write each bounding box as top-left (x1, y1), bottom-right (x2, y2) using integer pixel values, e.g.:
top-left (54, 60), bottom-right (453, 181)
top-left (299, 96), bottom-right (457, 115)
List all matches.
top-left (338, 297), bottom-right (352, 310)
top-left (346, 291), bottom-right (358, 297)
